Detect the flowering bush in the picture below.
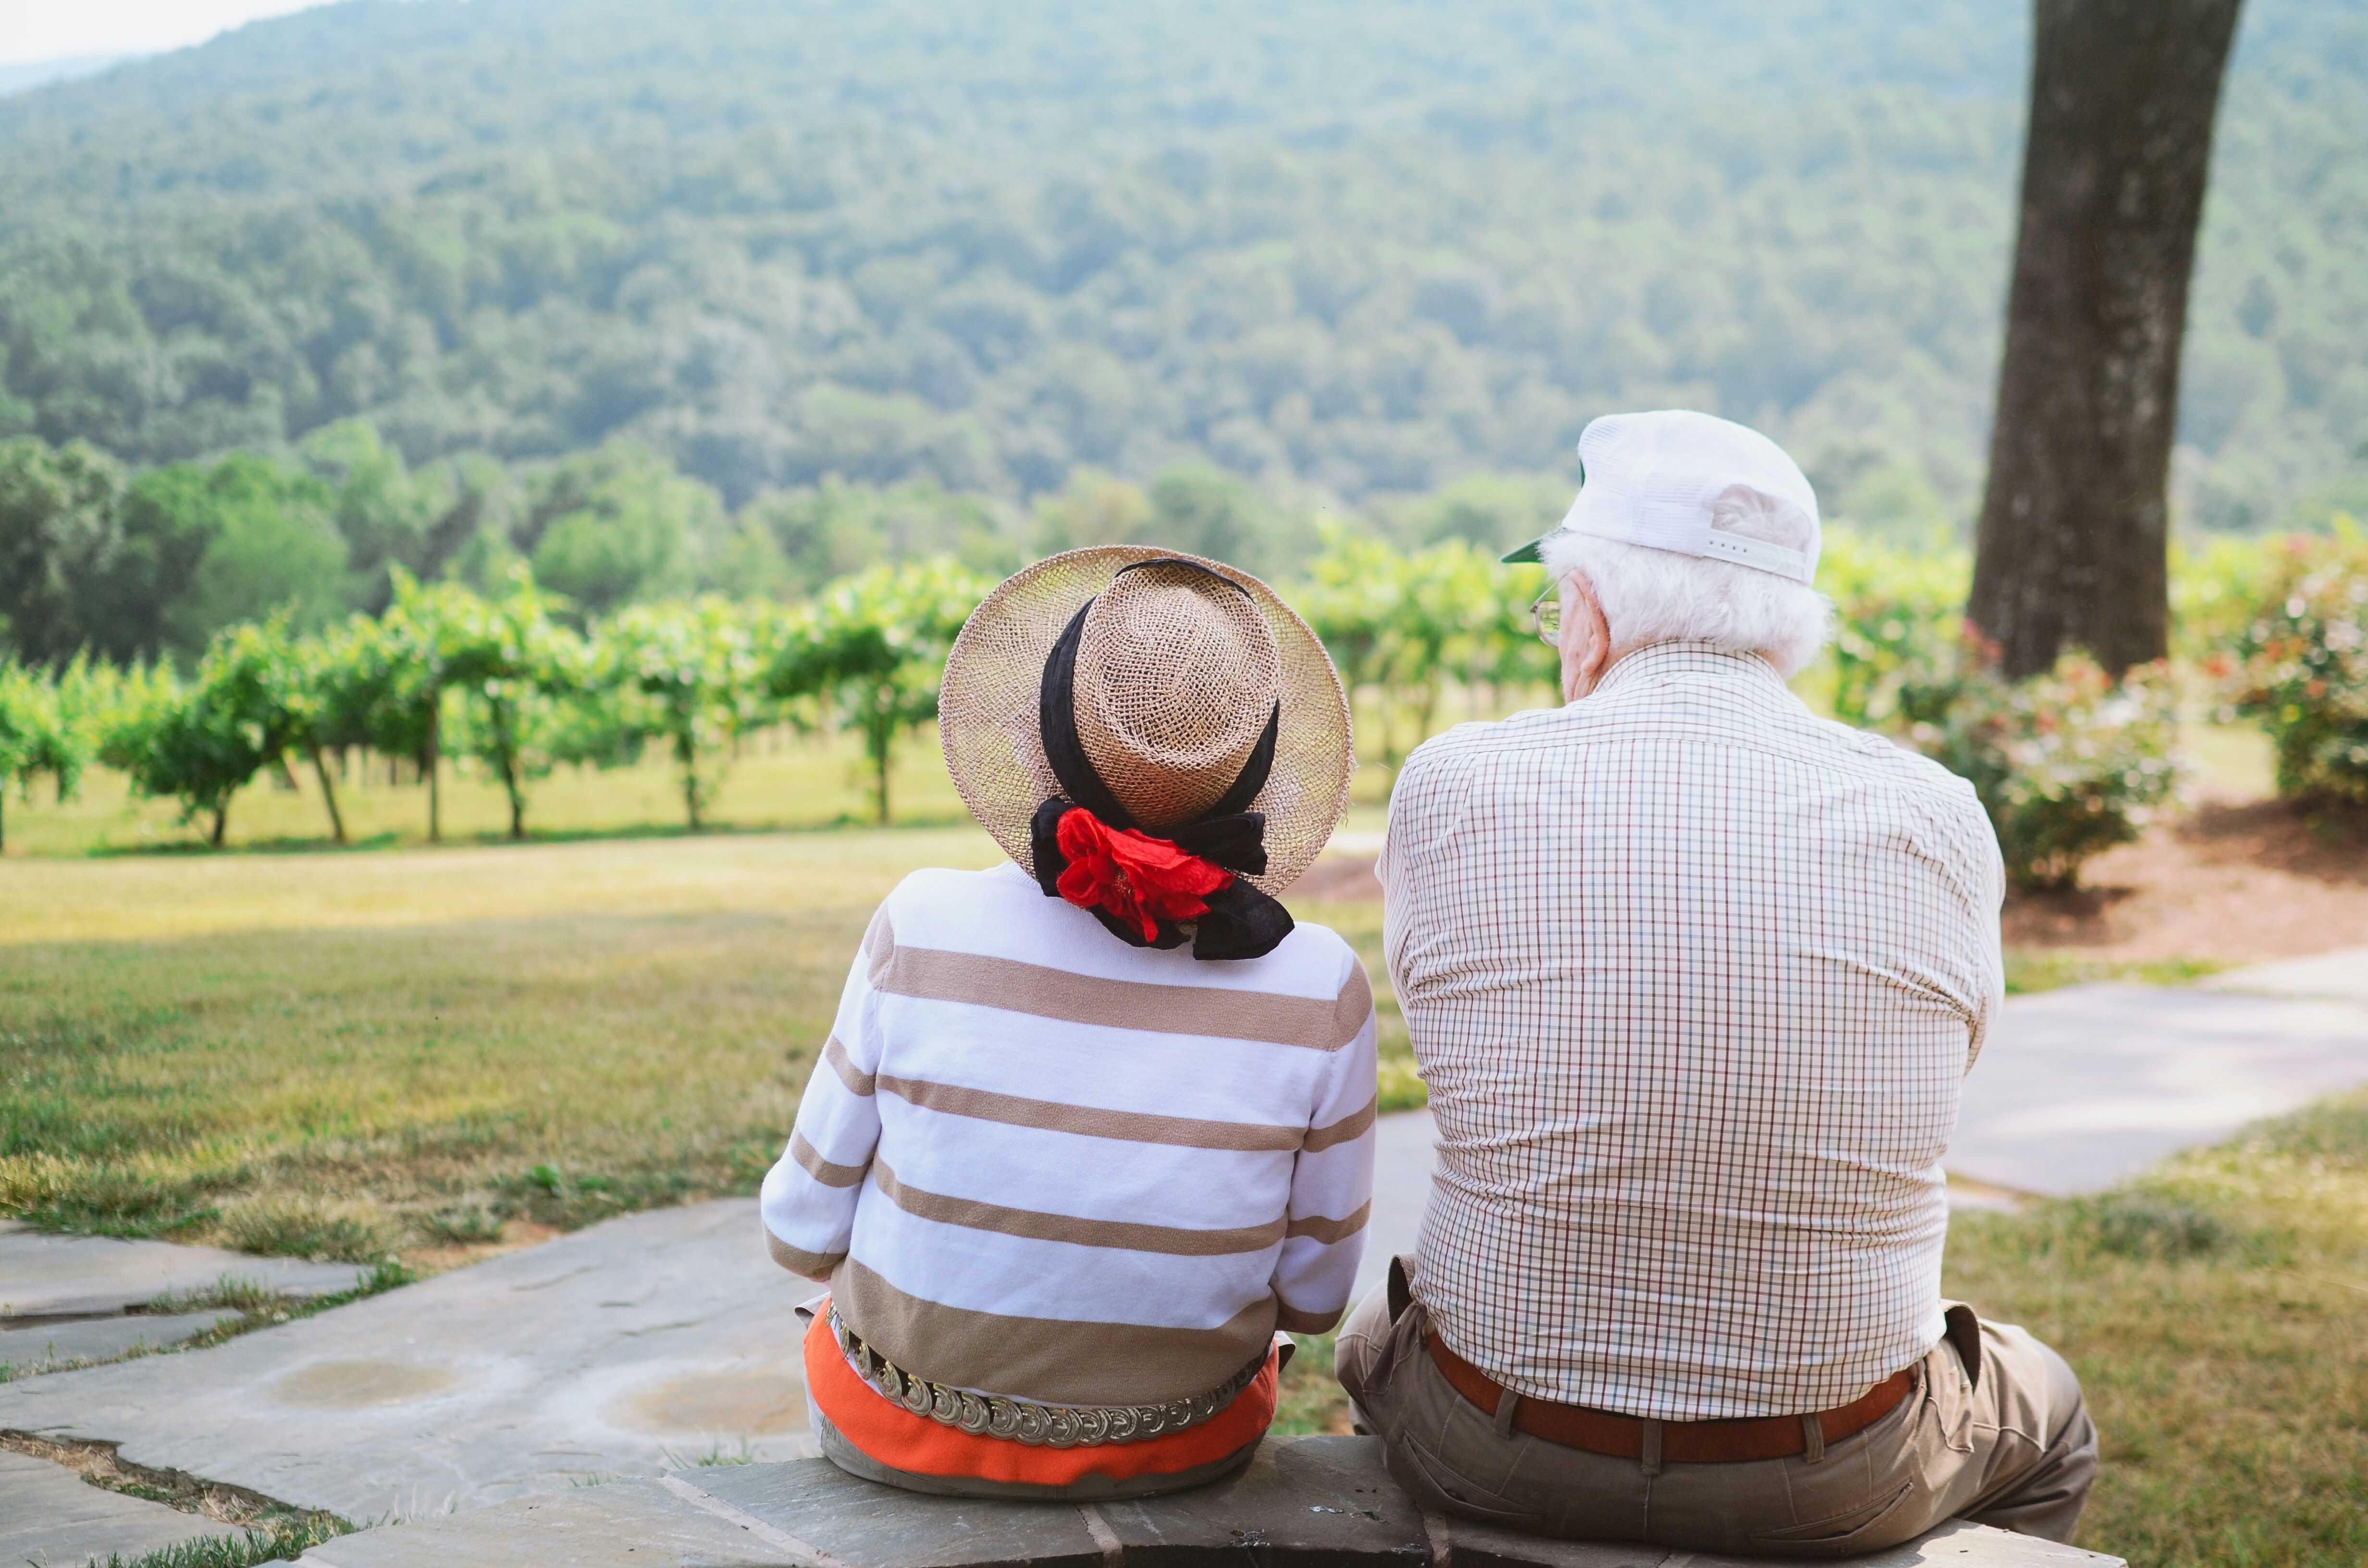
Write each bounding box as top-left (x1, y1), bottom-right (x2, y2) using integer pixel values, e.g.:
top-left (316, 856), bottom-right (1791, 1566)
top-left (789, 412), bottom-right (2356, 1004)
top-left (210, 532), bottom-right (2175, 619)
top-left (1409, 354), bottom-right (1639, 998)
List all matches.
top-left (2219, 521), bottom-right (2368, 806)
top-left (1900, 645), bottom-right (2182, 891)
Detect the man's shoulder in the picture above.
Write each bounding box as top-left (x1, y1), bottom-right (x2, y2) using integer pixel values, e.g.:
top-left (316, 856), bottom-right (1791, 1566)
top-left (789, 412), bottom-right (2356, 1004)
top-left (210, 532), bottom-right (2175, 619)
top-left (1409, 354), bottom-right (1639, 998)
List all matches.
top-left (1793, 713), bottom-right (1990, 817)
top-left (1398, 707), bottom-right (1574, 782)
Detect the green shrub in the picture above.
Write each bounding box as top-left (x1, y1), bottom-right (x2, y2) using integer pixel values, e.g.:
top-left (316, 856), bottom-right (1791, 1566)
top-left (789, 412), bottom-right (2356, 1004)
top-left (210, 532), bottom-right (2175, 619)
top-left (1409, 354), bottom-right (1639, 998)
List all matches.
top-left (1900, 647), bottom-right (2181, 891)
top-left (2220, 520), bottom-right (2368, 806)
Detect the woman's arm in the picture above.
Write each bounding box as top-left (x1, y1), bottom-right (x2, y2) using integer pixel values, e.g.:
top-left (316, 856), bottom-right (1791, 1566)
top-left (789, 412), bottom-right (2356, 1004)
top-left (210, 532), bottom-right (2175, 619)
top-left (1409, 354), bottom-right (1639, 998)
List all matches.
top-left (760, 905), bottom-right (890, 1279)
top-left (1271, 954), bottom-right (1380, 1333)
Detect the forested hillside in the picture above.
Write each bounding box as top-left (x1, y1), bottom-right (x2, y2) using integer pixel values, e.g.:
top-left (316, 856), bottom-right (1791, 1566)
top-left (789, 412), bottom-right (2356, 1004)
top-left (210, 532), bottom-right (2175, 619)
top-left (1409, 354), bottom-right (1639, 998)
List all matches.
top-left (0, 0), bottom-right (2363, 541)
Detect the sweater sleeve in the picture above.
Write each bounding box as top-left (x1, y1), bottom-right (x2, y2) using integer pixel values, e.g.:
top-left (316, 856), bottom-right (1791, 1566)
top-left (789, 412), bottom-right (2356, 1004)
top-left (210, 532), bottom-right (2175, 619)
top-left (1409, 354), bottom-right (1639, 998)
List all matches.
top-left (760, 904), bottom-right (889, 1279)
top-left (1271, 952), bottom-right (1380, 1334)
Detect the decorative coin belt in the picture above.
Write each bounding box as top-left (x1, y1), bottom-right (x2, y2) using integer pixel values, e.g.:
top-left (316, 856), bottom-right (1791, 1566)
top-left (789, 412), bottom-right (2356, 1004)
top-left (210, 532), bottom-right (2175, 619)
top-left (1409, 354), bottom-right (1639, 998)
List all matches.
top-left (829, 1308), bottom-right (1266, 1448)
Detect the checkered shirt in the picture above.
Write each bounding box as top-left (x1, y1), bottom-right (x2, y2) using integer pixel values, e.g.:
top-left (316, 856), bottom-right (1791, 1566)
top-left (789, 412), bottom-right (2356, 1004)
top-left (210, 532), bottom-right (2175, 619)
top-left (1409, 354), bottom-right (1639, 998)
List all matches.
top-left (1380, 641), bottom-right (2004, 1420)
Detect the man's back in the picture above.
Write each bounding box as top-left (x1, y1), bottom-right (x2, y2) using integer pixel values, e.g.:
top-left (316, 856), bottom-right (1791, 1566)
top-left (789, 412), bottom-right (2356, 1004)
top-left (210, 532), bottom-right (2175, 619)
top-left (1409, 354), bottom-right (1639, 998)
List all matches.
top-left (1381, 640), bottom-right (2004, 1421)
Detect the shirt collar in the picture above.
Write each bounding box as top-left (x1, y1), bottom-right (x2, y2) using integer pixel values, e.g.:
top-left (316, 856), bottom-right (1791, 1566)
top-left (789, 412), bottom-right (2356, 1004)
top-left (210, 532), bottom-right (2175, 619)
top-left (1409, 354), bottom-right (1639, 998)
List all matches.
top-left (1587, 640), bottom-right (1794, 708)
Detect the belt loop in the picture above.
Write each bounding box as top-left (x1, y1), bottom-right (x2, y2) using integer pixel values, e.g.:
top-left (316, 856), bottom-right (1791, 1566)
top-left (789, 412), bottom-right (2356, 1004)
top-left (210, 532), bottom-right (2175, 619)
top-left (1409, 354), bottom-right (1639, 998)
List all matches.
top-left (1800, 1411), bottom-right (1826, 1465)
top-left (1492, 1387), bottom-right (1521, 1439)
top-left (1640, 1418), bottom-right (1663, 1477)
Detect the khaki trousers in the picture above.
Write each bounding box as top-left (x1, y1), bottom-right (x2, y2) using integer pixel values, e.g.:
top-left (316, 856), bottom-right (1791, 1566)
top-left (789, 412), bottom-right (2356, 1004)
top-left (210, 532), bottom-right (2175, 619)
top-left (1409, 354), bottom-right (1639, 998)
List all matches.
top-left (1334, 1270), bottom-right (2097, 1559)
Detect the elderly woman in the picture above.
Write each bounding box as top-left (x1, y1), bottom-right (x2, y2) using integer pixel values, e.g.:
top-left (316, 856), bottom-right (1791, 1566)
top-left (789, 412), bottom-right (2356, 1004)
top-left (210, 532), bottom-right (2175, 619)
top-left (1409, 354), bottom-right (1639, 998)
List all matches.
top-left (761, 550), bottom-right (1377, 1500)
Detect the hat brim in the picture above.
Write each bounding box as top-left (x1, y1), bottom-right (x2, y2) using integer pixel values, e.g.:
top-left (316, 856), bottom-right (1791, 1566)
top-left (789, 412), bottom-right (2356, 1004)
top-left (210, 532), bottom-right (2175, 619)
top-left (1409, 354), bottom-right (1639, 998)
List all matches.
top-left (938, 547), bottom-right (1355, 896)
top-left (1499, 537), bottom-right (1546, 564)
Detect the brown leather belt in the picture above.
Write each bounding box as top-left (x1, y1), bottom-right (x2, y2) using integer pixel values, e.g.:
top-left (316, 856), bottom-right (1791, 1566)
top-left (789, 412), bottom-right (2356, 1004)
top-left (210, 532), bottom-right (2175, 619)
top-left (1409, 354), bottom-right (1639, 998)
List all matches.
top-left (1425, 1334), bottom-right (1915, 1464)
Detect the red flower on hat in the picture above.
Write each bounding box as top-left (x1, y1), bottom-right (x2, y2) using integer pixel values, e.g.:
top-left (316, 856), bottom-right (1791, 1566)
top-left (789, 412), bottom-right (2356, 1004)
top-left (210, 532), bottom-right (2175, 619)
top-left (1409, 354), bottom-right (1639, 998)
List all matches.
top-left (1053, 808), bottom-right (1233, 942)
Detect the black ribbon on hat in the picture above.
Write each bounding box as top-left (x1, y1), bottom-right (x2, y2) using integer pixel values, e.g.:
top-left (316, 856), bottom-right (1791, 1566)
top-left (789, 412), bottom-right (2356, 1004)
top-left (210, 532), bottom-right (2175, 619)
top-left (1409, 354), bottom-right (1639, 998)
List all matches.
top-left (1028, 564), bottom-right (1295, 960)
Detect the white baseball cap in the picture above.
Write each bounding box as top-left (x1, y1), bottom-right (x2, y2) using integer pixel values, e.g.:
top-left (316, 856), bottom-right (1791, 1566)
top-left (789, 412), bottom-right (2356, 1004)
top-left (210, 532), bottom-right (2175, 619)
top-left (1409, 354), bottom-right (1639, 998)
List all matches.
top-left (1502, 410), bottom-right (1821, 583)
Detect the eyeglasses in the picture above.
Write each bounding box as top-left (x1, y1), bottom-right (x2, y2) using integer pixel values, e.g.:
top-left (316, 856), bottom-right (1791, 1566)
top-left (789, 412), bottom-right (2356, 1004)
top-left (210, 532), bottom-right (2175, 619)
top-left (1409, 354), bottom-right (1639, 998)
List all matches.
top-left (1529, 585), bottom-right (1562, 649)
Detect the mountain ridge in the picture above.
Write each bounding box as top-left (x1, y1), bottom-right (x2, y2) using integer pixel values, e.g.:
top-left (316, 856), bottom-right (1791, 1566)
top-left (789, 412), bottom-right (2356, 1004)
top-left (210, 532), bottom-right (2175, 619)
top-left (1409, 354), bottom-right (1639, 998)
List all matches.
top-left (1, 0), bottom-right (2361, 533)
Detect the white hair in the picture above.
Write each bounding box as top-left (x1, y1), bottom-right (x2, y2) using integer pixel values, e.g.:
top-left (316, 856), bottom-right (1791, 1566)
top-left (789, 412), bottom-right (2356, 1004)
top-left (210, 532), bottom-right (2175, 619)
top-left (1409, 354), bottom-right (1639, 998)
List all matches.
top-left (1541, 490), bottom-right (1832, 677)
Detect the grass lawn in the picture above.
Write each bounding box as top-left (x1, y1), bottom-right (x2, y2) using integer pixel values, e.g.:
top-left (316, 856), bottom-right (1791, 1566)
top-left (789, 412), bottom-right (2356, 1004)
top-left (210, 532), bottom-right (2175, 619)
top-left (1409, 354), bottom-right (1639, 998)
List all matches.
top-left (0, 829), bottom-right (994, 1256)
top-left (0, 827), bottom-right (1412, 1261)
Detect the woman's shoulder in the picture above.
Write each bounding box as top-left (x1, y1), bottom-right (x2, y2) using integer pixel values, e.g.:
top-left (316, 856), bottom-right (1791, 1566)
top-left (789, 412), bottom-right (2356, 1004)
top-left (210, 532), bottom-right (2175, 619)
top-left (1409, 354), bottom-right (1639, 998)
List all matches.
top-left (876, 861), bottom-right (1042, 934)
top-left (1239, 918), bottom-right (1366, 1003)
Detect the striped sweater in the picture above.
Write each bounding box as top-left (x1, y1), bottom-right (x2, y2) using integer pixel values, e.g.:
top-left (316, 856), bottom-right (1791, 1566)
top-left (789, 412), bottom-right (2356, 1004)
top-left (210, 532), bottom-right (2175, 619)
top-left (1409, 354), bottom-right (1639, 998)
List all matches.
top-left (762, 860), bottom-right (1379, 1409)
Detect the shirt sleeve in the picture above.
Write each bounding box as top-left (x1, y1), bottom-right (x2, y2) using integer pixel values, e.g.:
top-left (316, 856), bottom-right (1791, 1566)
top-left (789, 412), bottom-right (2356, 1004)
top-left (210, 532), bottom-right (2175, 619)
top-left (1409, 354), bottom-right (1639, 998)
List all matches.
top-left (759, 903), bottom-right (889, 1279)
top-left (1379, 742), bottom-right (1464, 993)
top-left (1271, 953), bottom-right (1380, 1335)
top-left (1963, 809), bottom-right (2008, 1074)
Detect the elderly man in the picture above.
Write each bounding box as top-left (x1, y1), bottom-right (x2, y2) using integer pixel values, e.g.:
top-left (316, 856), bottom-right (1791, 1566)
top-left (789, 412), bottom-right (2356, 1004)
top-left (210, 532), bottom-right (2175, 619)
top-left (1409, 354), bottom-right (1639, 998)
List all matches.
top-left (1337, 411), bottom-right (2097, 1556)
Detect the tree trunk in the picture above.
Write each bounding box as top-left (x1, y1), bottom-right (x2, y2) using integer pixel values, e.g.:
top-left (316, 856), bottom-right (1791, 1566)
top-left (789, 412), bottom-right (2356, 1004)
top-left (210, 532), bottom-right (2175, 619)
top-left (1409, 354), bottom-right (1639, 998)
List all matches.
top-left (496, 703), bottom-right (526, 841)
top-left (210, 804), bottom-right (228, 847)
top-left (679, 733), bottom-right (703, 832)
top-left (426, 698), bottom-right (443, 843)
top-left (1969, 0), bottom-right (2244, 678)
top-left (310, 746), bottom-right (348, 845)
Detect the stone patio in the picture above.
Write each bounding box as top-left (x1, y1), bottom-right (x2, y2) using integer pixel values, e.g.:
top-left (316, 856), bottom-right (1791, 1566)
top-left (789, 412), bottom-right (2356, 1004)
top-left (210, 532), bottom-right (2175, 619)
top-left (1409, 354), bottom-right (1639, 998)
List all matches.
top-left (295, 1435), bottom-right (2122, 1568)
top-left (0, 1200), bottom-right (811, 1525)
top-left (0, 1307), bottom-right (243, 1374)
top-left (0, 1449), bottom-right (244, 1568)
top-left (0, 1221), bottom-right (367, 1318)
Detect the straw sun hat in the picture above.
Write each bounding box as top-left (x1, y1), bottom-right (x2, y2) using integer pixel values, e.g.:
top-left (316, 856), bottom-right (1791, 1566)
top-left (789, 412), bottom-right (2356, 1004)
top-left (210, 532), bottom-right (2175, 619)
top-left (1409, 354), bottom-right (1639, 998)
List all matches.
top-left (939, 547), bottom-right (1354, 960)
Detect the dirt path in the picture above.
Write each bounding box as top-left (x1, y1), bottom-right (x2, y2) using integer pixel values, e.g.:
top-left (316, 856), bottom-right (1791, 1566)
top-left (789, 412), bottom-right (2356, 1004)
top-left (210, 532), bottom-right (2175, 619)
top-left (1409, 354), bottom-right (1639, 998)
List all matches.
top-left (2002, 800), bottom-right (2368, 964)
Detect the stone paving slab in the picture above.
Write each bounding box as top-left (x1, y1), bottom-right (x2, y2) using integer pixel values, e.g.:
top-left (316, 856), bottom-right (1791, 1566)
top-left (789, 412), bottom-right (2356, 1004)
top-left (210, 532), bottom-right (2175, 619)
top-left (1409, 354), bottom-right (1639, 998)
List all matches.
top-left (0, 1308), bottom-right (242, 1372)
top-left (2202, 947), bottom-right (2368, 1005)
top-left (0, 1221), bottom-right (368, 1318)
top-left (300, 1437), bottom-right (2121, 1567)
top-left (1949, 984), bottom-right (2368, 1196)
top-left (1358, 1107), bottom-right (1436, 1299)
top-left (0, 1200), bottom-right (812, 1523)
top-left (0, 1449), bottom-right (245, 1568)
top-left (691, 1457), bottom-right (1107, 1568)
top-left (300, 1477), bottom-right (799, 1568)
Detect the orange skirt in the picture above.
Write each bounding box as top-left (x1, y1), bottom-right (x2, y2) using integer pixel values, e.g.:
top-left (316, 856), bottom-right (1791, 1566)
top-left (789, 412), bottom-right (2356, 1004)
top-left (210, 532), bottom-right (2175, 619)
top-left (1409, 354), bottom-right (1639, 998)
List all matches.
top-left (803, 1305), bottom-right (1278, 1487)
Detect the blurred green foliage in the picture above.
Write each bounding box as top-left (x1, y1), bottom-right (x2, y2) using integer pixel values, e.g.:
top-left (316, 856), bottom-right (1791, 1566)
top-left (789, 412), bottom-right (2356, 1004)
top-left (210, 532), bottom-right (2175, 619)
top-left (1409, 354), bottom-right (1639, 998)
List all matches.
top-left (1813, 528), bottom-right (1972, 729)
top-left (0, 0), bottom-right (2360, 540)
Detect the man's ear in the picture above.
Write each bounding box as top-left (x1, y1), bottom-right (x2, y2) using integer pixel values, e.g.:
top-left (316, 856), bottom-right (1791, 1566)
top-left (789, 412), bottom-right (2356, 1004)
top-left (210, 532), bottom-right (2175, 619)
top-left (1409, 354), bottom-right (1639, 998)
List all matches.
top-left (1561, 571), bottom-right (1613, 702)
